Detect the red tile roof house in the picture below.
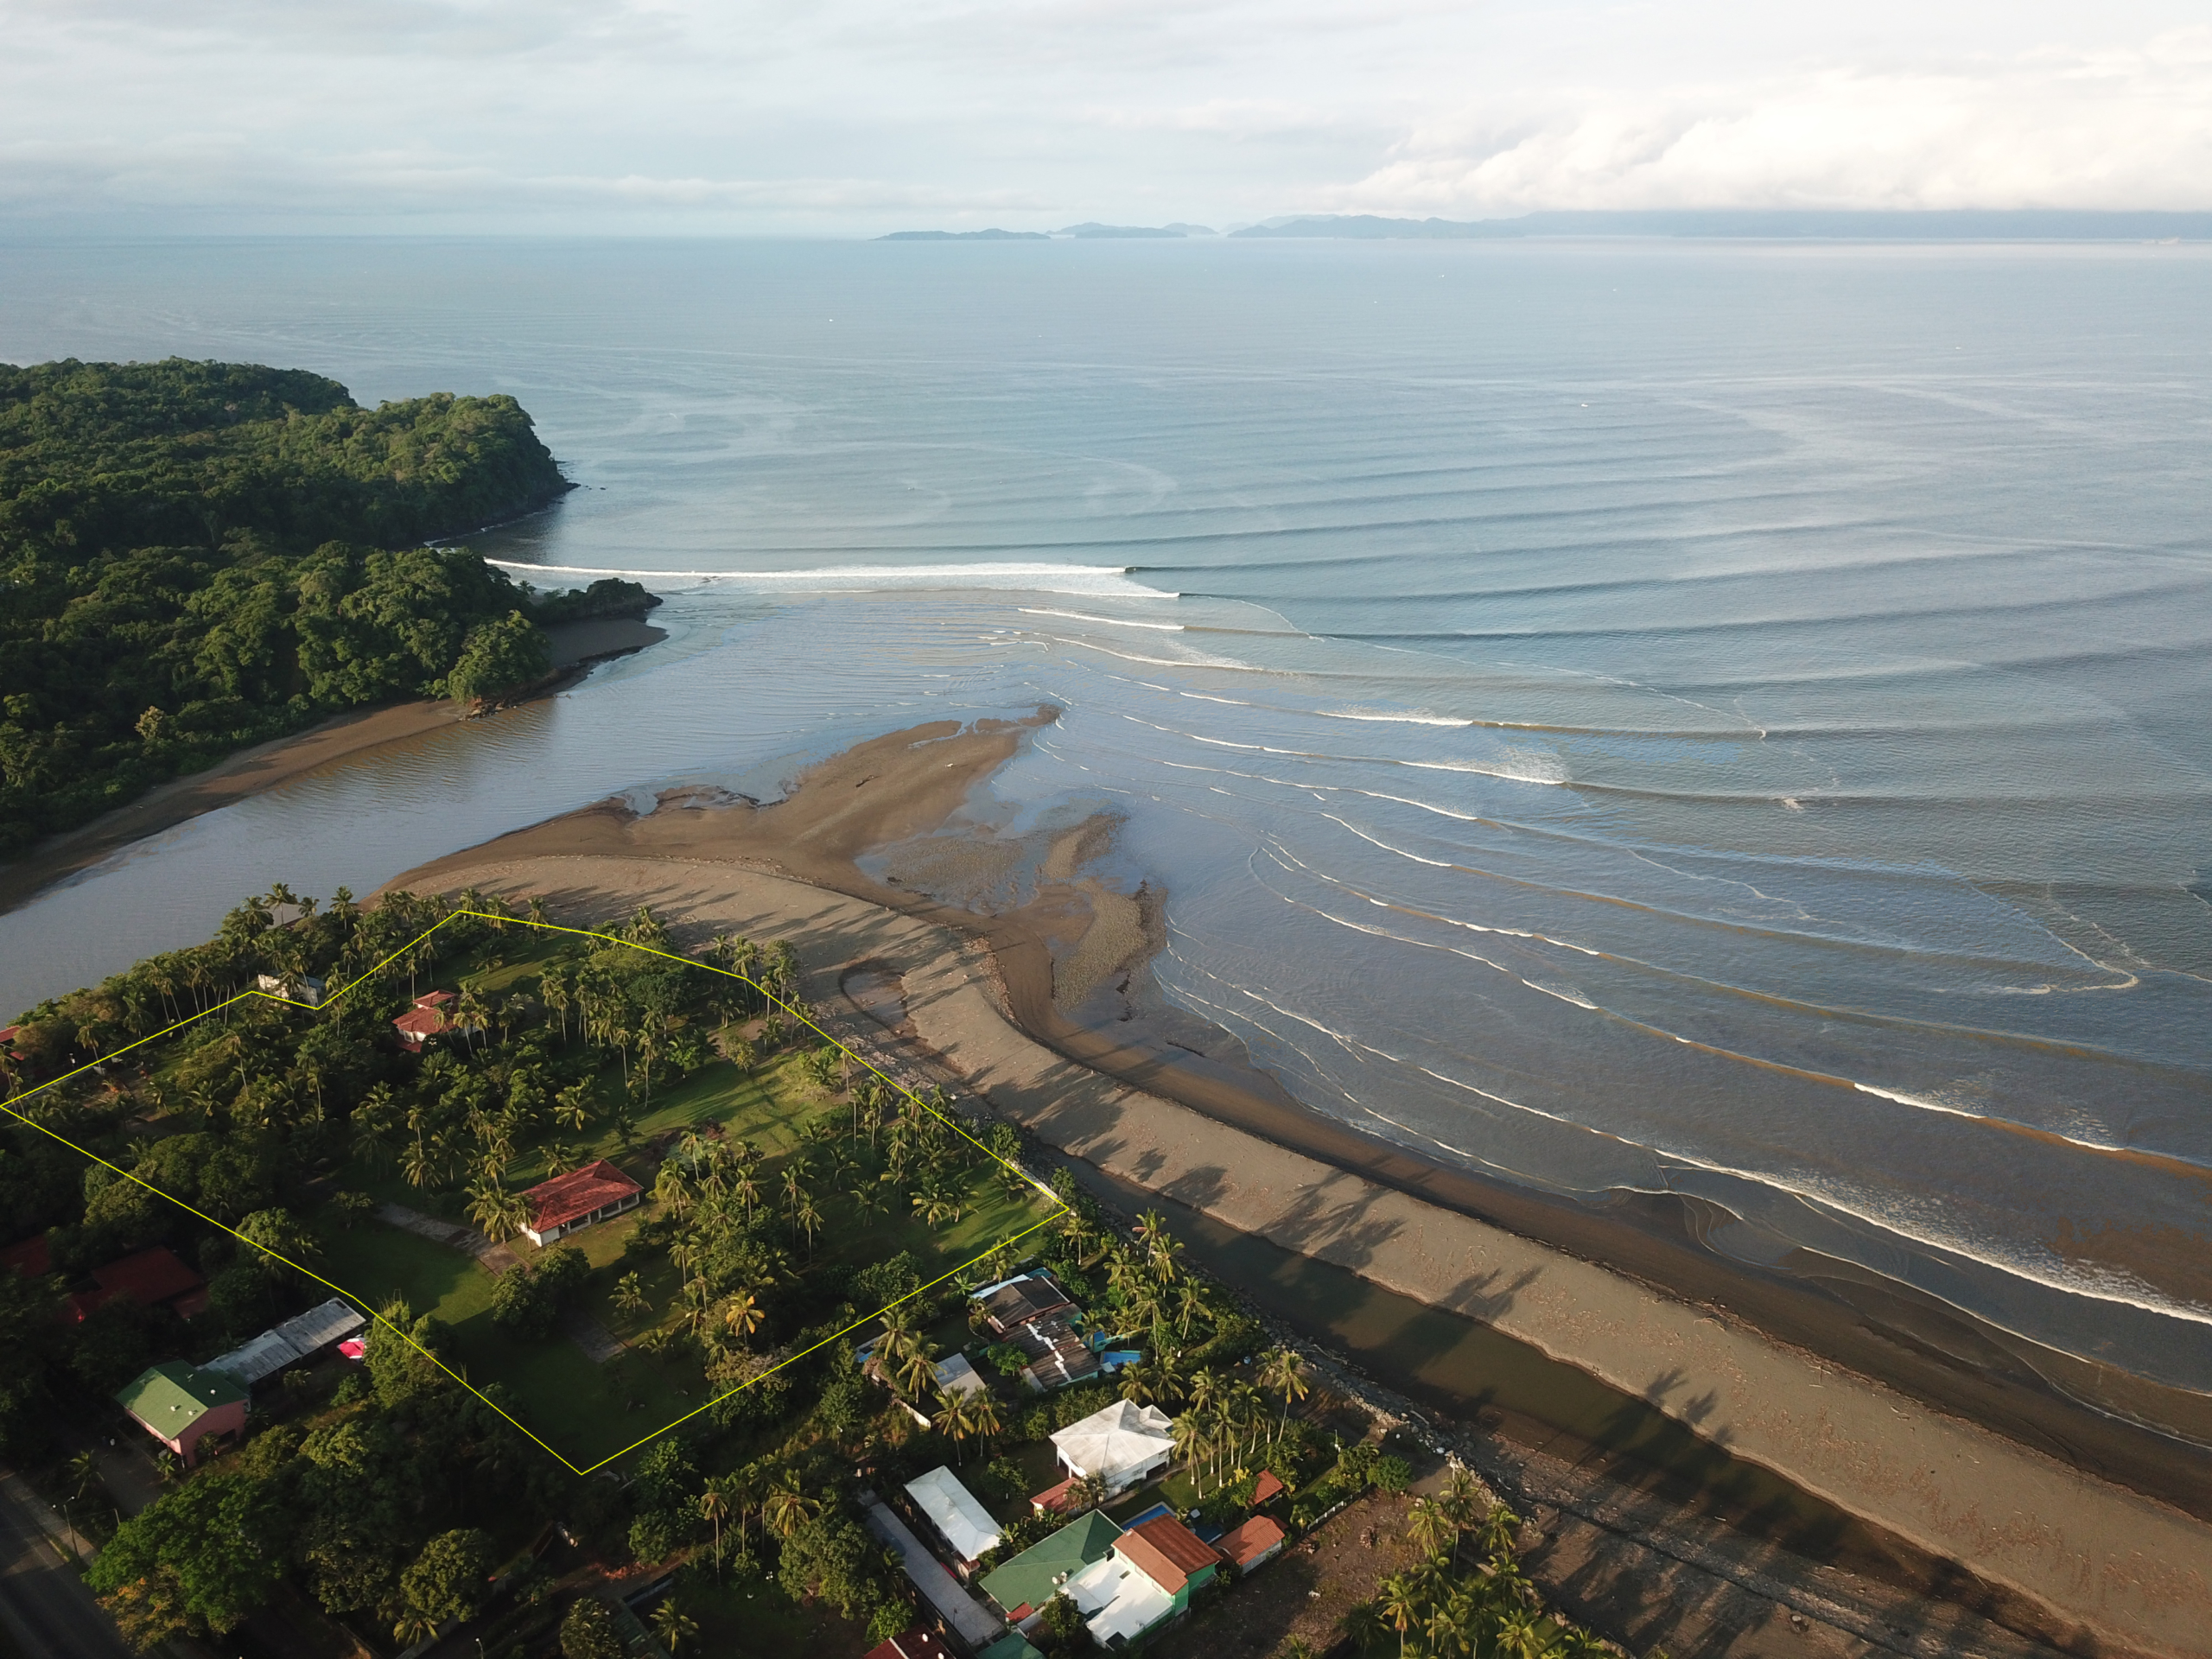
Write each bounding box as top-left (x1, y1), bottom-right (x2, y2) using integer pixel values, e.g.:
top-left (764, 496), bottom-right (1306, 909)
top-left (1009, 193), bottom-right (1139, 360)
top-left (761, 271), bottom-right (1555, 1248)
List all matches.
top-left (71, 1246), bottom-right (209, 1322)
top-left (520, 1160), bottom-right (643, 1246)
top-left (1217, 1513), bottom-right (1287, 1574)
top-left (391, 990), bottom-right (480, 1052)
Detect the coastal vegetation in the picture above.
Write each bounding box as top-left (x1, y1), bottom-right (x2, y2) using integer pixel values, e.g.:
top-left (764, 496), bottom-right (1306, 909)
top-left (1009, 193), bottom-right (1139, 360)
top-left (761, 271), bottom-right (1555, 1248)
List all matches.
top-left (2, 887), bottom-right (1632, 1656)
top-left (0, 358), bottom-right (618, 856)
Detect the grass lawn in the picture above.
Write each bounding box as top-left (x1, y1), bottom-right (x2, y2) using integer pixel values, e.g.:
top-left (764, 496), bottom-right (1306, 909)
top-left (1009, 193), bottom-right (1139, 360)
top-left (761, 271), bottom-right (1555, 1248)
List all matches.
top-left (296, 926), bottom-right (1058, 1470)
top-left (319, 1218), bottom-right (711, 1468)
top-left (668, 1563), bottom-right (868, 1657)
top-left (321, 1039), bottom-right (1052, 1470)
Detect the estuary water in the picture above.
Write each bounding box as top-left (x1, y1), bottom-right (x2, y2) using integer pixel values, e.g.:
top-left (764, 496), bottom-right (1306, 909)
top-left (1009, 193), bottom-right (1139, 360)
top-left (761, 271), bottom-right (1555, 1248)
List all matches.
top-left (3, 237), bottom-right (2209, 1413)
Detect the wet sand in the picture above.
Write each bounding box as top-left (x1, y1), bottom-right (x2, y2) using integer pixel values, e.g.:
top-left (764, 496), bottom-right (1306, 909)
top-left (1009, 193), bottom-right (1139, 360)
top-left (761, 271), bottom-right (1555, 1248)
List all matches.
top-left (0, 619), bottom-right (665, 916)
top-left (388, 713), bottom-right (2212, 1657)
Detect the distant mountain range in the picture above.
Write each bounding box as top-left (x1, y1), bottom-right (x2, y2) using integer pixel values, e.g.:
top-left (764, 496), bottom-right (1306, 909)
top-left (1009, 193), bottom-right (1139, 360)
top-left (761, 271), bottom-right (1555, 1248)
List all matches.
top-left (1230, 210), bottom-right (2212, 239)
top-left (878, 211), bottom-right (2210, 245)
top-left (876, 228), bottom-right (1048, 241)
top-left (879, 223), bottom-right (1214, 240)
top-left (1058, 222), bottom-right (1217, 238)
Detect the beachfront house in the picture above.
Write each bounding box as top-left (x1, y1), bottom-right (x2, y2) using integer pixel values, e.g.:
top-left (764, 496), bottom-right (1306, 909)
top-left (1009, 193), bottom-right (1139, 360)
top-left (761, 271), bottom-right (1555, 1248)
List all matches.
top-left (973, 1270), bottom-right (1100, 1392)
top-left (207, 1298), bottom-right (366, 1393)
top-left (904, 1465), bottom-right (1003, 1573)
top-left (116, 1360), bottom-right (249, 1466)
top-left (1048, 1399), bottom-right (1174, 1496)
top-left (519, 1159), bottom-right (643, 1246)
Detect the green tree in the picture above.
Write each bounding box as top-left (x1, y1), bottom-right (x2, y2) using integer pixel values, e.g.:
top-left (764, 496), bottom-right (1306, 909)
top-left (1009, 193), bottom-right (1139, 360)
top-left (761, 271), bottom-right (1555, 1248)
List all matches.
top-left (89, 1472), bottom-right (289, 1643)
top-left (559, 1596), bottom-right (623, 1659)
top-left (650, 1595), bottom-right (699, 1653)
top-left (397, 1527), bottom-right (495, 1630)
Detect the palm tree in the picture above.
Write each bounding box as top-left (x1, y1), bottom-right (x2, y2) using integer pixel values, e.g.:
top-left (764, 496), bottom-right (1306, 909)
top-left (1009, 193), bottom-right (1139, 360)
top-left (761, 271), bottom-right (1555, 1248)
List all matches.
top-left (466, 1179), bottom-right (528, 1242)
top-left (794, 1193), bottom-right (823, 1259)
top-left (1407, 1497), bottom-right (1456, 1565)
top-left (733, 1163), bottom-right (761, 1224)
top-left (1493, 1607), bottom-right (1556, 1659)
top-left (391, 1608), bottom-right (442, 1648)
top-left (934, 1389), bottom-right (985, 1463)
top-left (697, 1473), bottom-right (734, 1567)
top-left (543, 1139), bottom-right (582, 1177)
top-left (1341, 1600), bottom-right (1393, 1658)
top-left (613, 1272), bottom-right (651, 1316)
top-left (1260, 1346), bottom-right (1309, 1442)
top-left (400, 1136), bottom-right (436, 1192)
top-left (761, 1471), bottom-right (819, 1541)
top-left (1170, 1410), bottom-right (1214, 1497)
top-left (1376, 1573), bottom-right (1428, 1659)
top-left (655, 1162), bottom-right (695, 1218)
top-left (1478, 1503), bottom-right (1524, 1565)
top-left (555, 1082), bottom-right (593, 1133)
top-left (651, 1596), bottom-right (698, 1653)
top-left (891, 1332), bottom-right (941, 1400)
top-left (721, 1289), bottom-right (763, 1344)
top-left (455, 983), bottom-right (491, 1055)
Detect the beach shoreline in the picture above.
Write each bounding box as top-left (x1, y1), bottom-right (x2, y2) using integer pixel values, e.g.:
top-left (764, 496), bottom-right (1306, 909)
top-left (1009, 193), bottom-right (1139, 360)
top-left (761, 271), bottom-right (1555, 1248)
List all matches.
top-left (0, 618), bottom-right (665, 918)
top-left (383, 714), bottom-right (2212, 1658)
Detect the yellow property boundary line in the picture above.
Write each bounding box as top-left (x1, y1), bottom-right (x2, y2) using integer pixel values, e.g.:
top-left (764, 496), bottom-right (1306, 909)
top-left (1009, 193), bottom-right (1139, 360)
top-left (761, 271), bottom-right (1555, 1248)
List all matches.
top-left (0, 906), bottom-right (1066, 1476)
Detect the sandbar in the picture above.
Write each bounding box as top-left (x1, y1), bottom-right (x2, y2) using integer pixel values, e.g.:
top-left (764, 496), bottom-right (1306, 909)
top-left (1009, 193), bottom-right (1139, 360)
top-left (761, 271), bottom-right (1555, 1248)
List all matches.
top-left (387, 715), bottom-right (2212, 1657)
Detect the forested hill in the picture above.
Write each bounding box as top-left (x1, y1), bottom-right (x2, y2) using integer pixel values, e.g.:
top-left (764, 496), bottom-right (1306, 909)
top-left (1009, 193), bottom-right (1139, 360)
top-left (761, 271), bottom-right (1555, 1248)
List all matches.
top-left (0, 359), bottom-right (581, 856)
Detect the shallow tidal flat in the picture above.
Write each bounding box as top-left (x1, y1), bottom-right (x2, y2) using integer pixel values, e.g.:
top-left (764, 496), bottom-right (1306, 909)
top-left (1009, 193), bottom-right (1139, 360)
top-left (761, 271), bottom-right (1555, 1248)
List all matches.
top-left (385, 715), bottom-right (2212, 1656)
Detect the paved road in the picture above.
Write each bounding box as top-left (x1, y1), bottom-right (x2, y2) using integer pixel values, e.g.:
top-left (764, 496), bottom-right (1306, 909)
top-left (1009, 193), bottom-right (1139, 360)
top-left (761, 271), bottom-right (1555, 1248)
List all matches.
top-left (0, 1471), bottom-right (131, 1659)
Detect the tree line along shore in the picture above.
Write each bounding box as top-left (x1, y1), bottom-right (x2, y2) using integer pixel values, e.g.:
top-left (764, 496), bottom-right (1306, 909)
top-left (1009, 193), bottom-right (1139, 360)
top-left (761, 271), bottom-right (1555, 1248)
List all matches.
top-left (0, 883), bottom-right (1633, 1659)
top-left (0, 356), bottom-right (654, 861)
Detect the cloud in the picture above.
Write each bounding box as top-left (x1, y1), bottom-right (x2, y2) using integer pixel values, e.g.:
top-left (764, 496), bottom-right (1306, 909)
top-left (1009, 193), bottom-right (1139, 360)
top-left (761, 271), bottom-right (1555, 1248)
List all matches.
top-left (1, 2), bottom-right (2208, 229)
top-left (1332, 30), bottom-right (2212, 214)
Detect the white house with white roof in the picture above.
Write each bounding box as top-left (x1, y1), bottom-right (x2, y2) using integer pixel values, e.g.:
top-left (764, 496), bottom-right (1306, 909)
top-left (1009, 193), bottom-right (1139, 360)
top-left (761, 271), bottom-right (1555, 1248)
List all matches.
top-left (1048, 1399), bottom-right (1174, 1496)
top-left (904, 1465), bottom-right (1003, 1569)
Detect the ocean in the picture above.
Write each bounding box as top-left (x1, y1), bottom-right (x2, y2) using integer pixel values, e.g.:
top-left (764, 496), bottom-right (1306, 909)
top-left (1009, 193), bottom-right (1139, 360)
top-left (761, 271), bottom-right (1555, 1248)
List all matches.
top-left (3, 234), bottom-right (2208, 1412)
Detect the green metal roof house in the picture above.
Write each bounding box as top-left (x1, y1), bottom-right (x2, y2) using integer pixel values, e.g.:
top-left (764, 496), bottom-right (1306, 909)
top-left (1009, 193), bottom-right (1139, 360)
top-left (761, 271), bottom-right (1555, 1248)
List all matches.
top-left (115, 1360), bottom-right (249, 1466)
top-left (978, 1510), bottom-right (1123, 1623)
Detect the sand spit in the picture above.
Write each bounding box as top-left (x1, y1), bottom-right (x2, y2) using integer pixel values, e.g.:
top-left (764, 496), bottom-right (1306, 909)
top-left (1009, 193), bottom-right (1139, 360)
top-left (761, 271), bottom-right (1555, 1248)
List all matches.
top-left (397, 849), bottom-right (2212, 1656)
top-left (383, 710), bottom-right (2212, 1656)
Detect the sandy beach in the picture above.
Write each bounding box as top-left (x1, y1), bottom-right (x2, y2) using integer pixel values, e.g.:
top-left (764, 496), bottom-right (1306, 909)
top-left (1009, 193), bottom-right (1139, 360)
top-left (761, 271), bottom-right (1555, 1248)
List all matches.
top-left (385, 713), bottom-right (2212, 1658)
top-left (0, 618), bottom-right (665, 916)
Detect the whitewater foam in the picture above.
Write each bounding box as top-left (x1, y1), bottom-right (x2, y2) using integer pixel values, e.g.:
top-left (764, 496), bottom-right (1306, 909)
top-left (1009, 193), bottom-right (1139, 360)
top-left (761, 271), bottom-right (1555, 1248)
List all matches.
top-left (493, 559), bottom-right (1179, 600)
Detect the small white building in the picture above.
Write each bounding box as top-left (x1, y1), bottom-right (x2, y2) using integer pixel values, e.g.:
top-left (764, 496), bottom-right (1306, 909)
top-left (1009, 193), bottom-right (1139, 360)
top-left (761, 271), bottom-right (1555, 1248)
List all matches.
top-left (254, 973), bottom-right (326, 1007)
top-left (904, 1465), bottom-right (1002, 1567)
top-left (1048, 1399), bottom-right (1174, 1496)
top-left (931, 1352), bottom-right (990, 1402)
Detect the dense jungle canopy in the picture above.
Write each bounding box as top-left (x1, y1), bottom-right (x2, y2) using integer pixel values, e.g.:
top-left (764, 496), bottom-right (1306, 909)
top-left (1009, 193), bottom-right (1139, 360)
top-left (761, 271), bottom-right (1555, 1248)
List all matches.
top-left (0, 358), bottom-right (579, 855)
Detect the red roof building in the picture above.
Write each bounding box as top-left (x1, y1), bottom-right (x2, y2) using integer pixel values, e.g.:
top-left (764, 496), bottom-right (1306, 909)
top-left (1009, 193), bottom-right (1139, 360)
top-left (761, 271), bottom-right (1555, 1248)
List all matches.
top-left (392, 990), bottom-right (461, 1051)
top-left (1118, 1514), bottom-right (1222, 1596)
top-left (520, 1159), bottom-right (643, 1245)
top-left (863, 1632), bottom-right (954, 1659)
top-left (1252, 1468), bottom-right (1287, 1506)
top-left (0, 1236), bottom-right (52, 1279)
top-left (1217, 1514), bottom-right (1287, 1573)
top-left (67, 1246), bottom-right (207, 1322)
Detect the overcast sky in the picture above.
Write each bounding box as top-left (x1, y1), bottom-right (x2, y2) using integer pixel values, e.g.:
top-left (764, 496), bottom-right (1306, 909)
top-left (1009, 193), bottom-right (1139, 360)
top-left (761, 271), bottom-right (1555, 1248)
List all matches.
top-left (4, 1), bottom-right (2209, 234)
